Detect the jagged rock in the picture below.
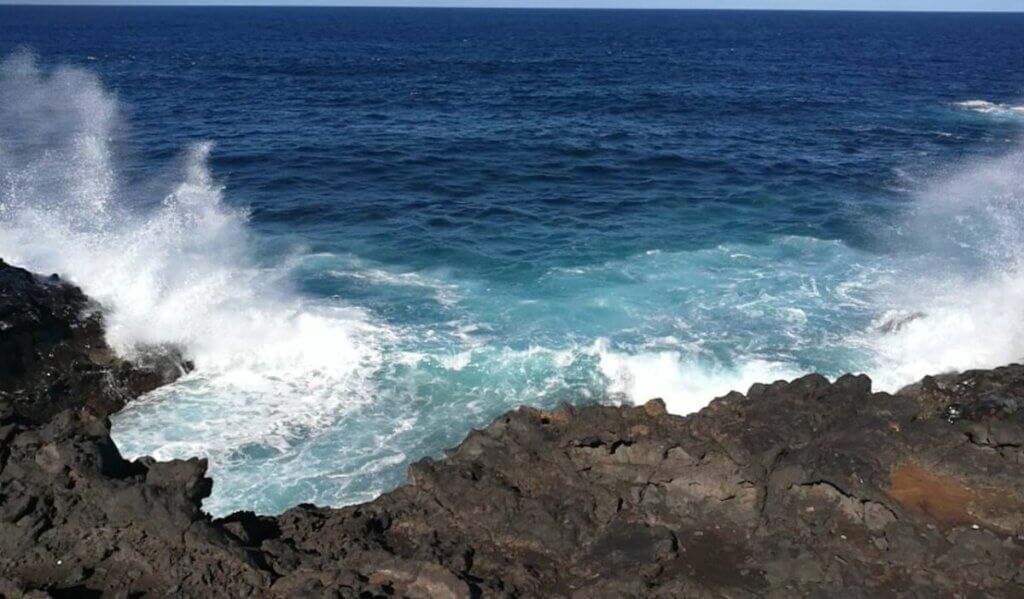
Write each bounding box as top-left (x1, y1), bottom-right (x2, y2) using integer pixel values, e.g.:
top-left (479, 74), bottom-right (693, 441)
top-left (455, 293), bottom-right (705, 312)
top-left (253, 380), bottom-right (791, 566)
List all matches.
top-left (0, 259), bottom-right (190, 422)
top-left (2, 259), bottom-right (1024, 597)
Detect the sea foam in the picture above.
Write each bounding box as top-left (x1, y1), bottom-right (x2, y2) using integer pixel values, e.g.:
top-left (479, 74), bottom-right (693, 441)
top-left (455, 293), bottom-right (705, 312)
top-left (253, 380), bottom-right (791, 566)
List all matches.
top-left (955, 99), bottom-right (1024, 117)
top-left (862, 145), bottom-right (1024, 389)
top-left (0, 53), bottom-right (389, 466)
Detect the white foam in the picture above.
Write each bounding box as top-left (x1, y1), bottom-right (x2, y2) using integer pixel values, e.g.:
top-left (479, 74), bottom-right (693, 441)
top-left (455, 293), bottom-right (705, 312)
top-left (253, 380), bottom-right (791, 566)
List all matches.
top-left (412, 339), bottom-right (803, 416)
top-left (328, 261), bottom-right (460, 306)
top-left (439, 350), bottom-right (474, 370)
top-left (862, 146), bottom-right (1024, 390)
top-left (591, 339), bottom-right (802, 414)
top-left (0, 53), bottom-right (388, 456)
top-left (867, 271), bottom-right (1024, 390)
top-left (955, 99), bottom-right (1024, 116)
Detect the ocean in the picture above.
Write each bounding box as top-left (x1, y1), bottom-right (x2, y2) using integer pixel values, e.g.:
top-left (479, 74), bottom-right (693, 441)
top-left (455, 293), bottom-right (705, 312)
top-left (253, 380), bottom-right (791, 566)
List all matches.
top-left (1, 6), bottom-right (1023, 515)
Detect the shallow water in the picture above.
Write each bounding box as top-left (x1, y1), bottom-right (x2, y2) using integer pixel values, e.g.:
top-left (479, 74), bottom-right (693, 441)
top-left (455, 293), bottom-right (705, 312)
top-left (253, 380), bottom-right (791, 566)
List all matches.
top-left (1, 7), bottom-right (1023, 514)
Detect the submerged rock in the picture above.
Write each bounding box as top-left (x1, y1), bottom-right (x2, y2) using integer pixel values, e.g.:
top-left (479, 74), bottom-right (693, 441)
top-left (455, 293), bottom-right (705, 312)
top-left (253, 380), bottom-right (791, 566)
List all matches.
top-left (1, 259), bottom-right (1023, 597)
top-left (876, 310), bottom-right (927, 334)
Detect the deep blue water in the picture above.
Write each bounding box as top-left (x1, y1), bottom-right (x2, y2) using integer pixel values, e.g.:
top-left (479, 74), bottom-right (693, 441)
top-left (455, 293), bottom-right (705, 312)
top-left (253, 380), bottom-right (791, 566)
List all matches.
top-left (2, 7), bottom-right (1024, 514)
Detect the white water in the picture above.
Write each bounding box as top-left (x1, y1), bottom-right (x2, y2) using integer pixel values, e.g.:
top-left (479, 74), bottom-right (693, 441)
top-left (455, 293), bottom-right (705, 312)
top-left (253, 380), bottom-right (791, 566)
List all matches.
top-left (861, 145), bottom-right (1024, 389)
top-left (0, 54), bottom-right (390, 457)
top-left (594, 341), bottom-right (803, 413)
top-left (956, 99), bottom-right (1024, 117)
top-left (3, 55), bottom-right (1024, 513)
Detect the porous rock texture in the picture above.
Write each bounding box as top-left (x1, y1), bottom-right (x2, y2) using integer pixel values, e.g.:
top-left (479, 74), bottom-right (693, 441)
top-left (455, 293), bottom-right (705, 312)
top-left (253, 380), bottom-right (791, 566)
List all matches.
top-left (1, 258), bottom-right (1023, 598)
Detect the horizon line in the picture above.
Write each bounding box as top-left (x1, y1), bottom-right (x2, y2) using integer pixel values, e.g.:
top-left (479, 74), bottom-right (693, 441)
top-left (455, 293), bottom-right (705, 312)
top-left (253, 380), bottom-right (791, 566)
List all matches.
top-left (1, 2), bottom-right (1022, 12)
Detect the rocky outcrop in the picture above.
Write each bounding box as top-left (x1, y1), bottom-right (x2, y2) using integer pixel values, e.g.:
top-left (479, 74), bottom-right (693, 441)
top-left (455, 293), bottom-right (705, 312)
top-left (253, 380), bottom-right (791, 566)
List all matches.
top-left (0, 259), bottom-right (188, 423)
top-left (1, 259), bottom-right (1023, 597)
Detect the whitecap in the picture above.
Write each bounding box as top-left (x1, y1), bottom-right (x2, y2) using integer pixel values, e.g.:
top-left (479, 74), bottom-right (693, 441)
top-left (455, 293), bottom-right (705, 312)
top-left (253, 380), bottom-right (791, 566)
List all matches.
top-left (955, 99), bottom-right (1024, 116)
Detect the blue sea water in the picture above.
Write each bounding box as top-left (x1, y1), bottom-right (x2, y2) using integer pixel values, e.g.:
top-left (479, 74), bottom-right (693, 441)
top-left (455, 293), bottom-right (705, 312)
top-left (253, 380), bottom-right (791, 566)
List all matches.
top-left (2, 7), bottom-right (1024, 515)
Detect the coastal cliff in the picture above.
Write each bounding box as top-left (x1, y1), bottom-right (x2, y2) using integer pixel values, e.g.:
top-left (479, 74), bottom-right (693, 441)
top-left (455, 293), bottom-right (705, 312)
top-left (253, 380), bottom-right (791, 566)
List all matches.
top-left (1, 259), bottom-right (1022, 598)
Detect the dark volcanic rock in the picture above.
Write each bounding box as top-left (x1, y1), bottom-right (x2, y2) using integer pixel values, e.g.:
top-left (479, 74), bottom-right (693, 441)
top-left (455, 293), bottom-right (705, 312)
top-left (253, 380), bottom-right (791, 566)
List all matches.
top-left (2, 259), bottom-right (1024, 597)
top-left (262, 371), bottom-right (1024, 597)
top-left (0, 259), bottom-right (189, 422)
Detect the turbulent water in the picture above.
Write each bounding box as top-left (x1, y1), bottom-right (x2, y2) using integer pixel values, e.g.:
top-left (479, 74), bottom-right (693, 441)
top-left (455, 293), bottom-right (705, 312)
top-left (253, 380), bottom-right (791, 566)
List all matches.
top-left (1, 7), bottom-right (1023, 515)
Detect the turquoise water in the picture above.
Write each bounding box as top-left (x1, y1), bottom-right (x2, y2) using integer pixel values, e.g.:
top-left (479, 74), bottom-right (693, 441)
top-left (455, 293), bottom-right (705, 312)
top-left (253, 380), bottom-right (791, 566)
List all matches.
top-left (1, 8), bottom-right (1023, 514)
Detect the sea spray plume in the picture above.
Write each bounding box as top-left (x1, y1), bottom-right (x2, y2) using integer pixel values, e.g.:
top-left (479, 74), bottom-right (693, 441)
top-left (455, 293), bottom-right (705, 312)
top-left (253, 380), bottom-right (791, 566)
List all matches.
top-left (908, 145), bottom-right (1024, 266)
top-left (0, 55), bottom-right (390, 513)
top-left (0, 52), bottom-right (254, 356)
top-left (0, 52), bottom-right (118, 222)
top-left (867, 144), bottom-right (1024, 388)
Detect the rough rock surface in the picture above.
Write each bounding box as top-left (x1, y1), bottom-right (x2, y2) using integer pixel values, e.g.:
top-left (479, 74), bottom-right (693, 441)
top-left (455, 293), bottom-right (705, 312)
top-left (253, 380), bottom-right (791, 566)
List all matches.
top-left (0, 259), bottom-right (188, 423)
top-left (2, 259), bottom-right (1024, 598)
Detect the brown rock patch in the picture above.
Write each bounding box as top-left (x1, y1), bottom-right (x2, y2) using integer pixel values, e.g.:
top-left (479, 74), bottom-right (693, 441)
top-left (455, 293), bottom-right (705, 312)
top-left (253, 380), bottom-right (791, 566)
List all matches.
top-left (888, 464), bottom-right (976, 526)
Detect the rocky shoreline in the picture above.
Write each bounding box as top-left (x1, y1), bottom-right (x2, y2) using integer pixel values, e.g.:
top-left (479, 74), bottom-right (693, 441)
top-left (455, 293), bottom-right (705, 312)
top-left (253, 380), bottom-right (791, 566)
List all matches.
top-left (1, 258), bottom-right (1023, 597)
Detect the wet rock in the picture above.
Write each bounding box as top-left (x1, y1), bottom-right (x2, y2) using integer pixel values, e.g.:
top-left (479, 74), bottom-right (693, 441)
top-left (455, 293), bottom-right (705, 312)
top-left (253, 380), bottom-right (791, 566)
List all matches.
top-left (877, 311), bottom-right (927, 334)
top-left (0, 259), bottom-right (190, 422)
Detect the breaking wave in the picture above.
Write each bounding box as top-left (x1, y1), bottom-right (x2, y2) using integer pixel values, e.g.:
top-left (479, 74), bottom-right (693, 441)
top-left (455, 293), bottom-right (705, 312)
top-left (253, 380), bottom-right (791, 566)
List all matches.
top-left (0, 53), bottom-right (390, 465)
top-left (3, 54), bottom-right (1024, 513)
top-left (861, 144), bottom-right (1024, 389)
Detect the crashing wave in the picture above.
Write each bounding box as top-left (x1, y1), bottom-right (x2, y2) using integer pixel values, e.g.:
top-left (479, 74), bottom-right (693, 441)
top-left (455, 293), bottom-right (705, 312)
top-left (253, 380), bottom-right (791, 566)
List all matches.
top-left (0, 53), bottom-right (392, 507)
top-left (4, 52), bottom-right (1024, 514)
top-left (861, 145), bottom-right (1024, 390)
